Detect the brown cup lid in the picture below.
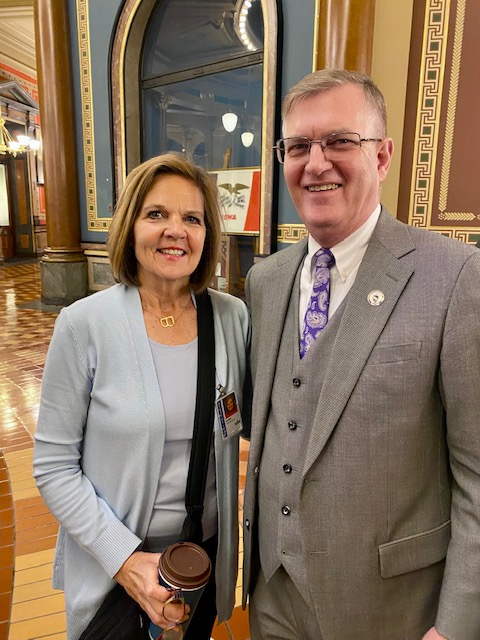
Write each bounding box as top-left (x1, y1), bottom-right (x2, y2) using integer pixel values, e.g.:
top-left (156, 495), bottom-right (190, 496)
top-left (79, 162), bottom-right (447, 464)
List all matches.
top-left (158, 542), bottom-right (212, 590)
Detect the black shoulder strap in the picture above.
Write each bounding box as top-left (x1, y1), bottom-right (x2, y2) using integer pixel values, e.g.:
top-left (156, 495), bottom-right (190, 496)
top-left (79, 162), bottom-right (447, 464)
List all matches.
top-left (179, 289), bottom-right (215, 544)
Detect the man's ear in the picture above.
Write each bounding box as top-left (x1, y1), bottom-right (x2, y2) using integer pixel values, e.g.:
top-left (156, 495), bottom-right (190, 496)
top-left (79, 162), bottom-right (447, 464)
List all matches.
top-left (378, 137), bottom-right (394, 182)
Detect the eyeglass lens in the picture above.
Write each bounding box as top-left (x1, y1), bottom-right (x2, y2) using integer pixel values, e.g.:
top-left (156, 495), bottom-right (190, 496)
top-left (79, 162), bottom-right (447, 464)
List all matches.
top-left (277, 132), bottom-right (363, 163)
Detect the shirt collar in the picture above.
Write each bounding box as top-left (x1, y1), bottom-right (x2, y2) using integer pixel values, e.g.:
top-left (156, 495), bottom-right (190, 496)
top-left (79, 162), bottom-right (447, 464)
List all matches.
top-left (306, 204), bottom-right (381, 281)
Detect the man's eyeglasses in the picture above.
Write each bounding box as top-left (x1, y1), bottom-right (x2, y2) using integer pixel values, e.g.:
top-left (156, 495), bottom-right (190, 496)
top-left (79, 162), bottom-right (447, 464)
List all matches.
top-left (274, 132), bottom-right (383, 164)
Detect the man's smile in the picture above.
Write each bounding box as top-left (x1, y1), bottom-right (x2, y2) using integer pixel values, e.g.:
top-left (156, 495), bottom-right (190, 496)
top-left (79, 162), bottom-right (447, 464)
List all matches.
top-left (306, 183), bottom-right (341, 192)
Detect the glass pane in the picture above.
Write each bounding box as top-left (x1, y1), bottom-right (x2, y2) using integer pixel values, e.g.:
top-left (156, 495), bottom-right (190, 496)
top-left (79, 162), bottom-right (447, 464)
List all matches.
top-left (142, 0), bottom-right (264, 78)
top-left (142, 64), bottom-right (262, 170)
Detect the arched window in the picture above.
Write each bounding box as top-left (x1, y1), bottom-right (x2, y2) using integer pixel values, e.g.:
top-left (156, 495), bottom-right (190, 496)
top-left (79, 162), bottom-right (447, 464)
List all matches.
top-left (112, 0), bottom-right (280, 294)
top-left (141, 0), bottom-right (263, 172)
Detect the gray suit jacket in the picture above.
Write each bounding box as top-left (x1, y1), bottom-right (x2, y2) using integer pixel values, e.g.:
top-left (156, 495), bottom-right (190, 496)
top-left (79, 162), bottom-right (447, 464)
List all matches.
top-left (242, 209), bottom-right (480, 640)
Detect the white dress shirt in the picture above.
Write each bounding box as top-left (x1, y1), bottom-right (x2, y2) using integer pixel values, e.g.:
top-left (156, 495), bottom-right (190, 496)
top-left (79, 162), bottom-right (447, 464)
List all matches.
top-left (299, 204), bottom-right (381, 334)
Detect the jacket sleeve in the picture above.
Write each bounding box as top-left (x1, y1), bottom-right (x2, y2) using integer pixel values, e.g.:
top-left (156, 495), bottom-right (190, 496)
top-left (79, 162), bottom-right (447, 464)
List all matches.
top-left (435, 252), bottom-right (480, 640)
top-left (33, 309), bottom-right (142, 579)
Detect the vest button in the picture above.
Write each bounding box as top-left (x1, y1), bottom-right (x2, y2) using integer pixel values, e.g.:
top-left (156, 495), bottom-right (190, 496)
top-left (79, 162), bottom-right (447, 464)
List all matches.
top-left (281, 506), bottom-right (291, 516)
top-left (288, 421), bottom-right (297, 430)
top-left (245, 519), bottom-right (250, 530)
top-left (283, 464), bottom-right (292, 474)
top-left (254, 466), bottom-right (260, 475)
top-left (292, 378), bottom-right (301, 388)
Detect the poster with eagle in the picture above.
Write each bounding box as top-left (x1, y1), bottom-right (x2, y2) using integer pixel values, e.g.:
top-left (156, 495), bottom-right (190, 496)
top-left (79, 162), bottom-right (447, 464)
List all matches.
top-left (211, 168), bottom-right (260, 234)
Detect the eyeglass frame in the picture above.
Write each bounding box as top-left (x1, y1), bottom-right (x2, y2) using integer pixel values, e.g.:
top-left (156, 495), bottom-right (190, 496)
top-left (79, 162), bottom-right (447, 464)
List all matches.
top-left (274, 132), bottom-right (384, 164)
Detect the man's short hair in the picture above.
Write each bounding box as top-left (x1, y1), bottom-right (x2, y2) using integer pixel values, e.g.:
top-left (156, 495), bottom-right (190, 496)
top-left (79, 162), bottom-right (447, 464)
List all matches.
top-left (282, 69), bottom-right (387, 138)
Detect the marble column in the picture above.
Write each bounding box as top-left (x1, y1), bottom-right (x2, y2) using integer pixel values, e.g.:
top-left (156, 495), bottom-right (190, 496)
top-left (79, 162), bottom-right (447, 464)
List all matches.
top-left (33, 0), bottom-right (88, 305)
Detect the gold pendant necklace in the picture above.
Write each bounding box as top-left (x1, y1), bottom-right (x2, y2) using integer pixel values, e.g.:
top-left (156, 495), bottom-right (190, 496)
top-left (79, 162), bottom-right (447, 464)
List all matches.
top-left (159, 315), bottom-right (174, 328)
top-left (141, 296), bottom-right (192, 328)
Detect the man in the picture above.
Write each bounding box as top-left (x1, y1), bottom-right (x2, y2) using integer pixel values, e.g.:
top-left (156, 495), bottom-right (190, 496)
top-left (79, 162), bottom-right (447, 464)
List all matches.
top-left (242, 69), bottom-right (480, 640)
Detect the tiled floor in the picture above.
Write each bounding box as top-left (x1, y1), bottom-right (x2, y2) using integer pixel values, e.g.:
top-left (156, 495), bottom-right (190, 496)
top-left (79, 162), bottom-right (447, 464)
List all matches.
top-left (0, 261), bottom-right (250, 639)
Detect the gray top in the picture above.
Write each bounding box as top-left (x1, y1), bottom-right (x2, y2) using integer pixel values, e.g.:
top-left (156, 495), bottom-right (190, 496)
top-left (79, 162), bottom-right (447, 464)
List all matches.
top-left (147, 337), bottom-right (217, 542)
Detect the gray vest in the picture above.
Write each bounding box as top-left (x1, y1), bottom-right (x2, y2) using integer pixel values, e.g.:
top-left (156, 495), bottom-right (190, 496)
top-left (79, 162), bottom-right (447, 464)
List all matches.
top-left (257, 270), bottom-right (345, 600)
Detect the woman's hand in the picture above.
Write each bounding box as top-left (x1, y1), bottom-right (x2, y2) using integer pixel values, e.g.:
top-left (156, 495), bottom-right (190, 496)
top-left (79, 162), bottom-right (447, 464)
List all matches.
top-left (114, 551), bottom-right (189, 628)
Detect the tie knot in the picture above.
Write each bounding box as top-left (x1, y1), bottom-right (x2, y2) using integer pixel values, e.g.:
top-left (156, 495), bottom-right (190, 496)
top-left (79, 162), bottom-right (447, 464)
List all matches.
top-left (315, 247), bottom-right (335, 270)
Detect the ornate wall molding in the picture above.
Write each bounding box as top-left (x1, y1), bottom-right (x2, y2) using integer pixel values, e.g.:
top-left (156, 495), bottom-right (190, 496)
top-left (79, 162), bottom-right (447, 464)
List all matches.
top-left (76, 0), bottom-right (104, 230)
top-left (277, 224), bottom-right (308, 244)
top-left (437, 0), bottom-right (468, 221)
top-left (111, 0), bottom-right (150, 197)
top-left (403, 0), bottom-right (480, 243)
top-left (408, 0), bottom-right (450, 229)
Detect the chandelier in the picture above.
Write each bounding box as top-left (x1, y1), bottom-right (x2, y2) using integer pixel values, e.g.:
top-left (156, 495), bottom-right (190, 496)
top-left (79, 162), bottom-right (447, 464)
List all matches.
top-left (0, 118), bottom-right (41, 156)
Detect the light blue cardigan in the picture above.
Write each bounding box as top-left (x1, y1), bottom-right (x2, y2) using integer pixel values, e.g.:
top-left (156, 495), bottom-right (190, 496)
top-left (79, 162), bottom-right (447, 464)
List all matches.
top-left (33, 284), bottom-right (250, 640)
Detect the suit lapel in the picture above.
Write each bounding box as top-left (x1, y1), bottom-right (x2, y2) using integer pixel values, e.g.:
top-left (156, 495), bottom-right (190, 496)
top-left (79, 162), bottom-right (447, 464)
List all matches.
top-left (302, 211), bottom-right (416, 477)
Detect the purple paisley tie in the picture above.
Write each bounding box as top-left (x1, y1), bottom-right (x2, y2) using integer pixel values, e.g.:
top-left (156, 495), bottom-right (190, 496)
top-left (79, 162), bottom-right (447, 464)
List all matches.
top-left (299, 248), bottom-right (335, 359)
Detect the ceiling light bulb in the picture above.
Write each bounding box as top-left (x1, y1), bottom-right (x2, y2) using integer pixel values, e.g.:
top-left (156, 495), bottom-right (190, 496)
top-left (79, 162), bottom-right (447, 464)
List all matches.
top-left (241, 131), bottom-right (254, 147)
top-left (17, 135), bottom-right (30, 146)
top-left (222, 112), bottom-right (238, 133)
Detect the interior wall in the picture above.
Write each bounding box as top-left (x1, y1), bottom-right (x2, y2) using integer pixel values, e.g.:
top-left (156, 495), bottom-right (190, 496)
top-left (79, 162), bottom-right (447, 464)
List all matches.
top-left (371, 0), bottom-right (414, 217)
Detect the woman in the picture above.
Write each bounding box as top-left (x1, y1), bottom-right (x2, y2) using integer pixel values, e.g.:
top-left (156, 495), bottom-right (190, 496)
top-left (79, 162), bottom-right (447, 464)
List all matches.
top-left (33, 153), bottom-right (250, 640)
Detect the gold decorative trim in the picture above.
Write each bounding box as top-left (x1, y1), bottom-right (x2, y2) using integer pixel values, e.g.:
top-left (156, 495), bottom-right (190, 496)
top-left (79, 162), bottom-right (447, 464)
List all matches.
top-left (409, 0), bottom-right (450, 229)
top-left (438, 0), bottom-right (465, 212)
top-left (258, 0), bottom-right (278, 255)
top-left (118, 2), bottom-right (142, 188)
top-left (112, 0), bottom-right (144, 196)
top-left (76, 0), bottom-right (105, 230)
top-left (277, 224), bottom-right (308, 243)
top-left (435, 0), bottom-right (479, 234)
top-left (409, 0), bottom-right (478, 240)
top-left (312, 0), bottom-right (321, 71)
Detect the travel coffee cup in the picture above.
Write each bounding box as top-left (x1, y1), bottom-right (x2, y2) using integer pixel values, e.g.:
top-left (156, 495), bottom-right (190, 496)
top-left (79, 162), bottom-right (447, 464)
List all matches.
top-left (150, 541), bottom-right (212, 640)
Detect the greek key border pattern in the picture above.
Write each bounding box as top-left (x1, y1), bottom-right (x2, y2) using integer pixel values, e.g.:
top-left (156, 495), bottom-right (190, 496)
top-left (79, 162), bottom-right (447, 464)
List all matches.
top-left (438, 0), bottom-right (464, 213)
top-left (436, 0), bottom-right (480, 231)
top-left (277, 224), bottom-right (308, 244)
top-left (76, 0), bottom-right (105, 231)
top-left (410, 0), bottom-right (478, 241)
top-left (409, 0), bottom-right (450, 229)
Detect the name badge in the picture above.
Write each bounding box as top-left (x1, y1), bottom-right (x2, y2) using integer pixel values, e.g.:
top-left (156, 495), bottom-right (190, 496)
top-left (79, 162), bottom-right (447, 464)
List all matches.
top-left (216, 390), bottom-right (243, 440)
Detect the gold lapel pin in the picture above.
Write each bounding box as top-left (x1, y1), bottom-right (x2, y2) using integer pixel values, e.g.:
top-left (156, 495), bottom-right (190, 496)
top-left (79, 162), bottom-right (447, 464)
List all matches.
top-left (367, 290), bottom-right (385, 306)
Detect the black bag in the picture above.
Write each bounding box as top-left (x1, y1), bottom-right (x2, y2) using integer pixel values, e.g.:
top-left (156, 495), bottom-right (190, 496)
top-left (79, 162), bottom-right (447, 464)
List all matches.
top-left (78, 583), bottom-right (148, 639)
top-left (79, 291), bottom-right (215, 640)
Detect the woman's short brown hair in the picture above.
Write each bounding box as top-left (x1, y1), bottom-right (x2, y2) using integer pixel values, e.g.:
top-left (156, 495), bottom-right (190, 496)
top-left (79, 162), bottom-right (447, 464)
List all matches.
top-left (107, 152), bottom-right (221, 292)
